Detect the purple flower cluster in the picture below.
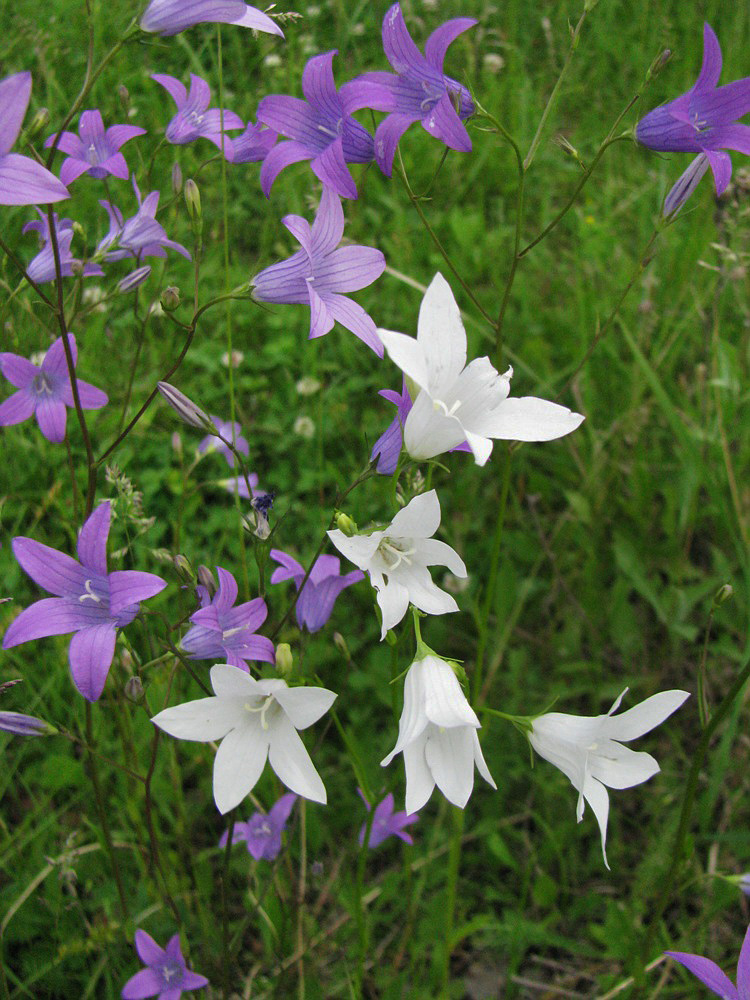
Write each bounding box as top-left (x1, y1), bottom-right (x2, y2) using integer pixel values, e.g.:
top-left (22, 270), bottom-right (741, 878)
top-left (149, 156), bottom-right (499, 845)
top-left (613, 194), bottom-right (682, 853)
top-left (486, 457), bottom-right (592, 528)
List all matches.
top-left (23, 210), bottom-right (103, 284)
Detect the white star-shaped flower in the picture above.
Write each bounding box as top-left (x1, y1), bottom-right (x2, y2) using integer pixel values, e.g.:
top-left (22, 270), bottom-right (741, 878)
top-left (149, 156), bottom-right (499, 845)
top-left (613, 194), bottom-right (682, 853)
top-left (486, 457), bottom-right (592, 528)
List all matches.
top-left (377, 272), bottom-right (585, 466)
top-left (528, 687), bottom-right (690, 867)
top-left (327, 490), bottom-right (466, 639)
top-left (152, 664), bottom-right (336, 813)
top-left (382, 655), bottom-right (496, 813)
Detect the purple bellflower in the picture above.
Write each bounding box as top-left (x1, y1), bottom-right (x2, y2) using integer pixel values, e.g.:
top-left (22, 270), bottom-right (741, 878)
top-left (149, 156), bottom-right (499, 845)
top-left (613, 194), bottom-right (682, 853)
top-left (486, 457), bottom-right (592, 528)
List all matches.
top-left (152, 74), bottom-right (244, 153)
top-left (636, 24), bottom-right (750, 212)
top-left (256, 50), bottom-right (375, 199)
top-left (121, 929), bottom-right (208, 1000)
top-left (23, 210), bottom-right (103, 284)
top-left (181, 566), bottom-right (275, 670)
top-left (225, 120), bottom-right (277, 163)
top-left (345, 4), bottom-right (476, 176)
top-left (0, 72), bottom-right (69, 206)
top-left (0, 335), bottom-right (108, 442)
top-left (140, 0), bottom-right (284, 38)
top-left (371, 378), bottom-right (471, 474)
top-left (269, 549), bottom-right (364, 633)
top-left (197, 417), bottom-right (249, 467)
top-left (97, 179), bottom-right (191, 262)
top-left (358, 791), bottom-right (418, 849)
top-left (45, 110), bottom-right (145, 186)
top-left (219, 792), bottom-right (297, 860)
top-left (2, 502), bottom-right (166, 702)
top-left (665, 923), bottom-right (750, 999)
top-left (251, 186), bottom-right (386, 355)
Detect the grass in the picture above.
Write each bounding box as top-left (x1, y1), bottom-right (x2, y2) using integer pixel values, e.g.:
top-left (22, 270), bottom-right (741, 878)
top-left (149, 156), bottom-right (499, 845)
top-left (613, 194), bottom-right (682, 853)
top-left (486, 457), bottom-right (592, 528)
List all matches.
top-left (0, 0), bottom-right (749, 996)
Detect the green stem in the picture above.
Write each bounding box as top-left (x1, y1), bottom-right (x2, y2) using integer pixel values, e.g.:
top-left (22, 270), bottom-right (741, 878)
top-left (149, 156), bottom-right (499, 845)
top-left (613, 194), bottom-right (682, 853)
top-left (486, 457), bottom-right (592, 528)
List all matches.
top-left (440, 806), bottom-right (464, 996)
top-left (85, 703), bottom-right (129, 919)
top-left (355, 801), bottom-right (377, 994)
top-left (647, 653), bottom-right (750, 948)
top-left (523, 7), bottom-right (588, 172)
top-left (221, 814), bottom-right (236, 1000)
top-left (396, 151), bottom-right (496, 330)
top-left (473, 445), bottom-right (513, 702)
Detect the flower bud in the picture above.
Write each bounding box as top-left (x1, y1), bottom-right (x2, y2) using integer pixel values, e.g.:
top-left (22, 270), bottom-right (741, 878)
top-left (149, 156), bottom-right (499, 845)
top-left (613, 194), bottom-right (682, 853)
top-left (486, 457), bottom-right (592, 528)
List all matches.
top-left (173, 553), bottom-right (194, 583)
top-left (334, 512), bottom-right (357, 536)
top-left (0, 711), bottom-right (56, 737)
top-left (118, 84), bottom-right (130, 109)
top-left (28, 107), bottom-right (50, 140)
top-left (117, 265), bottom-right (152, 294)
top-left (275, 643), bottom-right (293, 677)
top-left (197, 565), bottom-right (217, 596)
top-left (171, 431), bottom-right (182, 457)
top-left (157, 381), bottom-right (217, 433)
top-left (171, 162), bottom-right (183, 195)
top-left (332, 632), bottom-right (352, 662)
top-left (160, 286), bottom-right (180, 311)
top-left (124, 676), bottom-right (145, 703)
top-left (184, 179), bottom-right (201, 223)
top-left (714, 583), bottom-right (733, 606)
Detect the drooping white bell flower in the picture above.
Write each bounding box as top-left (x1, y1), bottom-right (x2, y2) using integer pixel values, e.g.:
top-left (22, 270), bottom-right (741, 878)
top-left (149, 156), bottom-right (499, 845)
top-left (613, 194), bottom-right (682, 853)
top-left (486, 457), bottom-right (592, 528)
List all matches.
top-left (152, 664), bottom-right (336, 812)
top-left (382, 655), bottom-right (496, 813)
top-left (528, 687), bottom-right (690, 867)
top-left (327, 490), bottom-right (466, 639)
top-left (377, 273), bottom-right (585, 466)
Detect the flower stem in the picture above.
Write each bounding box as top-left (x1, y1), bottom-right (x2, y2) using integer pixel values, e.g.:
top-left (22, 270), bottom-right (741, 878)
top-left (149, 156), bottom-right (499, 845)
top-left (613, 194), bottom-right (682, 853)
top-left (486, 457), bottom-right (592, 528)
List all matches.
top-left (221, 814), bottom-right (236, 1000)
top-left (355, 803), bottom-right (376, 995)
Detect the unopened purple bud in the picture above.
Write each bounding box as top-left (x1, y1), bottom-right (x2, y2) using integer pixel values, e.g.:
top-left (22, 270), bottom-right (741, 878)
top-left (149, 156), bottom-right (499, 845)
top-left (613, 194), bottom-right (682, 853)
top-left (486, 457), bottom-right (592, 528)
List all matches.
top-left (0, 711), bottom-right (56, 737)
top-left (172, 162), bottom-right (183, 195)
top-left (157, 381), bottom-right (216, 432)
top-left (171, 431), bottom-right (182, 456)
top-left (117, 265), bottom-right (152, 294)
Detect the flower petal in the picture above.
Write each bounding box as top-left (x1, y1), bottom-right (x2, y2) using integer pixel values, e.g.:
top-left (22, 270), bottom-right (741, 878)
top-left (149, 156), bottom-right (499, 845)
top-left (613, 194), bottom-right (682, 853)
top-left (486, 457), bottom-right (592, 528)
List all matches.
top-left (664, 154), bottom-right (711, 215)
top-left (421, 92), bottom-right (472, 152)
top-left (318, 245), bottom-right (386, 293)
top-left (0, 389), bottom-right (35, 426)
top-left (376, 577), bottom-right (411, 637)
top-left (68, 623), bottom-right (117, 701)
top-left (603, 689), bottom-right (690, 741)
top-left (388, 488), bottom-right (441, 539)
top-left (213, 723), bottom-right (268, 813)
top-left (694, 22), bottom-right (723, 93)
top-left (301, 50), bottom-right (340, 115)
top-left (41, 334), bottom-right (77, 375)
top-left (35, 396), bottom-right (67, 442)
top-left (259, 139), bottom-right (313, 197)
top-left (581, 773), bottom-right (611, 869)
top-left (307, 282), bottom-right (336, 339)
top-left (109, 570), bottom-right (167, 614)
top-left (373, 112), bottom-right (417, 176)
top-left (210, 662), bottom-right (264, 698)
top-left (424, 18), bottom-right (477, 74)
top-left (326, 294), bottom-right (384, 355)
top-left (2, 597), bottom-right (82, 646)
top-left (75, 379), bottom-right (109, 410)
top-left (415, 272), bottom-right (468, 391)
top-left (420, 657), bottom-right (479, 728)
top-left (0, 153), bottom-right (70, 205)
top-left (121, 967), bottom-right (163, 999)
top-left (12, 537), bottom-right (85, 596)
top-left (0, 72), bottom-right (31, 155)
top-left (272, 685), bottom-right (336, 730)
top-left (152, 695), bottom-right (245, 741)
top-left (268, 716), bottom-right (327, 803)
top-left (151, 72), bottom-right (187, 107)
top-left (382, 3), bottom-right (424, 75)
top-left (480, 396), bottom-right (585, 442)
top-left (76, 502), bottom-right (110, 575)
top-left (401, 734), bottom-right (434, 812)
top-left (378, 328), bottom-right (431, 391)
top-left (665, 951), bottom-right (739, 999)
top-left (705, 148), bottom-right (733, 195)
top-left (0, 352), bottom-right (36, 387)
top-left (134, 929), bottom-right (165, 965)
top-left (736, 924), bottom-right (750, 996)
top-left (424, 724), bottom-right (475, 807)
top-left (310, 138), bottom-right (358, 200)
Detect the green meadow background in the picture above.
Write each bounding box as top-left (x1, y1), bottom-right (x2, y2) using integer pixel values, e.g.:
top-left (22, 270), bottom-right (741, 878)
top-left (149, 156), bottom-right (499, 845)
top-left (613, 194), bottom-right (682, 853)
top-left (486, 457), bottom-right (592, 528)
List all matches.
top-left (1, 0), bottom-right (749, 996)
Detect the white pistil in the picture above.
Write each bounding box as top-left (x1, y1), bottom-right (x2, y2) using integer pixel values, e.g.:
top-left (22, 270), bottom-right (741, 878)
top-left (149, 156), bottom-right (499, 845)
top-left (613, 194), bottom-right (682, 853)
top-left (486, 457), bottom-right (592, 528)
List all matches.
top-left (433, 398), bottom-right (461, 418)
top-left (379, 540), bottom-right (417, 570)
top-left (79, 579), bottom-right (102, 603)
top-left (244, 695), bottom-right (274, 730)
top-left (222, 626), bottom-right (247, 640)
